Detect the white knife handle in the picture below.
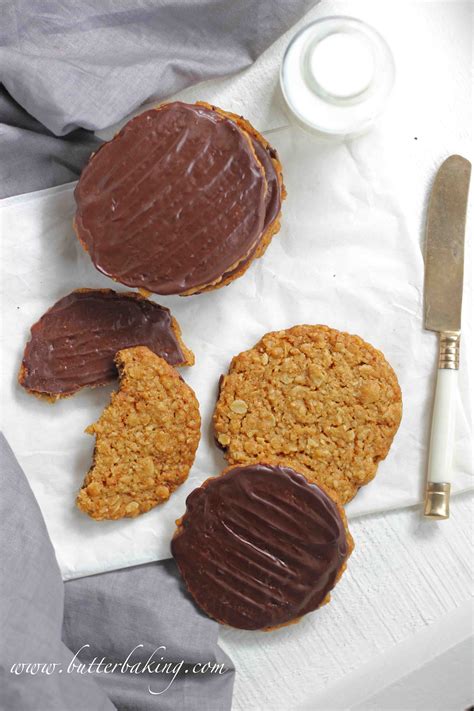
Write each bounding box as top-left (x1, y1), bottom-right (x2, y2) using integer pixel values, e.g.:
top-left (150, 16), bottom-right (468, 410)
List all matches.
top-left (424, 332), bottom-right (460, 519)
top-left (427, 368), bottom-right (457, 481)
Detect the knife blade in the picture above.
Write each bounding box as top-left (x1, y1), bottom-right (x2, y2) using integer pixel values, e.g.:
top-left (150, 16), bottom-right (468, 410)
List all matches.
top-left (424, 155), bottom-right (471, 332)
top-left (423, 155), bottom-right (471, 520)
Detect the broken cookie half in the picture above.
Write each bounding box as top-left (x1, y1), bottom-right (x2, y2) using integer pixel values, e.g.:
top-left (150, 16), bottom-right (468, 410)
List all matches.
top-left (77, 346), bottom-right (200, 520)
top-left (19, 289), bottom-right (194, 401)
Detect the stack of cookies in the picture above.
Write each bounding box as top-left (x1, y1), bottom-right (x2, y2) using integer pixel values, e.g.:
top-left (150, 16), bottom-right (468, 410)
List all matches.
top-left (74, 101), bottom-right (285, 295)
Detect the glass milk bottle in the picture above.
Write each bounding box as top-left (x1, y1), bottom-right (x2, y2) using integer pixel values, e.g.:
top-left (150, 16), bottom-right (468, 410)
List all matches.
top-left (280, 16), bottom-right (395, 138)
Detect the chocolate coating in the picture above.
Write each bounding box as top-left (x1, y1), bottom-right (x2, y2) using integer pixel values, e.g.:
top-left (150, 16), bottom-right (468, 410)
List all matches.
top-left (215, 137), bottom-right (281, 285)
top-left (20, 290), bottom-right (187, 397)
top-left (252, 138), bottom-right (281, 230)
top-left (171, 464), bottom-right (349, 630)
top-left (74, 102), bottom-right (267, 295)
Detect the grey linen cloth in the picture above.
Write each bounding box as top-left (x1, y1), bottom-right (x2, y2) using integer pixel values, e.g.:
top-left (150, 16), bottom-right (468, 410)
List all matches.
top-left (0, 0), bottom-right (315, 199)
top-left (0, 2), bottom-right (316, 709)
top-left (0, 434), bottom-right (234, 711)
top-left (0, 433), bottom-right (116, 711)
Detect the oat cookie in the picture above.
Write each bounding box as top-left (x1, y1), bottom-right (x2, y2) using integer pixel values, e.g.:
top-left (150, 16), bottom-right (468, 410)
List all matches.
top-left (213, 325), bottom-right (402, 503)
top-left (74, 101), bottom-right (283, 296)
top-left (172, 463), bottom-right (353, 630)
top-left (77, 346), bottom-right (200, 520)
top-left (19, 289), bottom-right (193, 401)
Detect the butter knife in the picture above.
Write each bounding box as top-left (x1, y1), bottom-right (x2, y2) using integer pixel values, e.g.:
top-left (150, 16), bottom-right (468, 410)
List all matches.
top-left (423, 154), bottom-right (471, 519)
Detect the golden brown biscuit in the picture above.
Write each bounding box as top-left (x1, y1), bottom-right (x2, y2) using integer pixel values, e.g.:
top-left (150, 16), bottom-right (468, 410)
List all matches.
top-left (77, 346), bottom-right (200, 520)
top-left (213, 325), bottom-right (402, 503)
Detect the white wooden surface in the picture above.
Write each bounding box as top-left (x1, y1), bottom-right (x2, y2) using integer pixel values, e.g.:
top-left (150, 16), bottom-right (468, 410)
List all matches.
top-left (220, 492), bottom-right (473, 710)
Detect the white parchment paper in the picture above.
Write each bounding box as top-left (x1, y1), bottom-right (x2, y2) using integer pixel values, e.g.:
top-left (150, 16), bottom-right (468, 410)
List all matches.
top-left (1, 1), bottom-right (472, 581)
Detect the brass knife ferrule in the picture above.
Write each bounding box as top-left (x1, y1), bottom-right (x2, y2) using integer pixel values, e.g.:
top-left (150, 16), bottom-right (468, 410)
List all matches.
top-left (438, 331), bottom-right (460, 370)
top-left (424, 482), bottom-right (451, 519)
